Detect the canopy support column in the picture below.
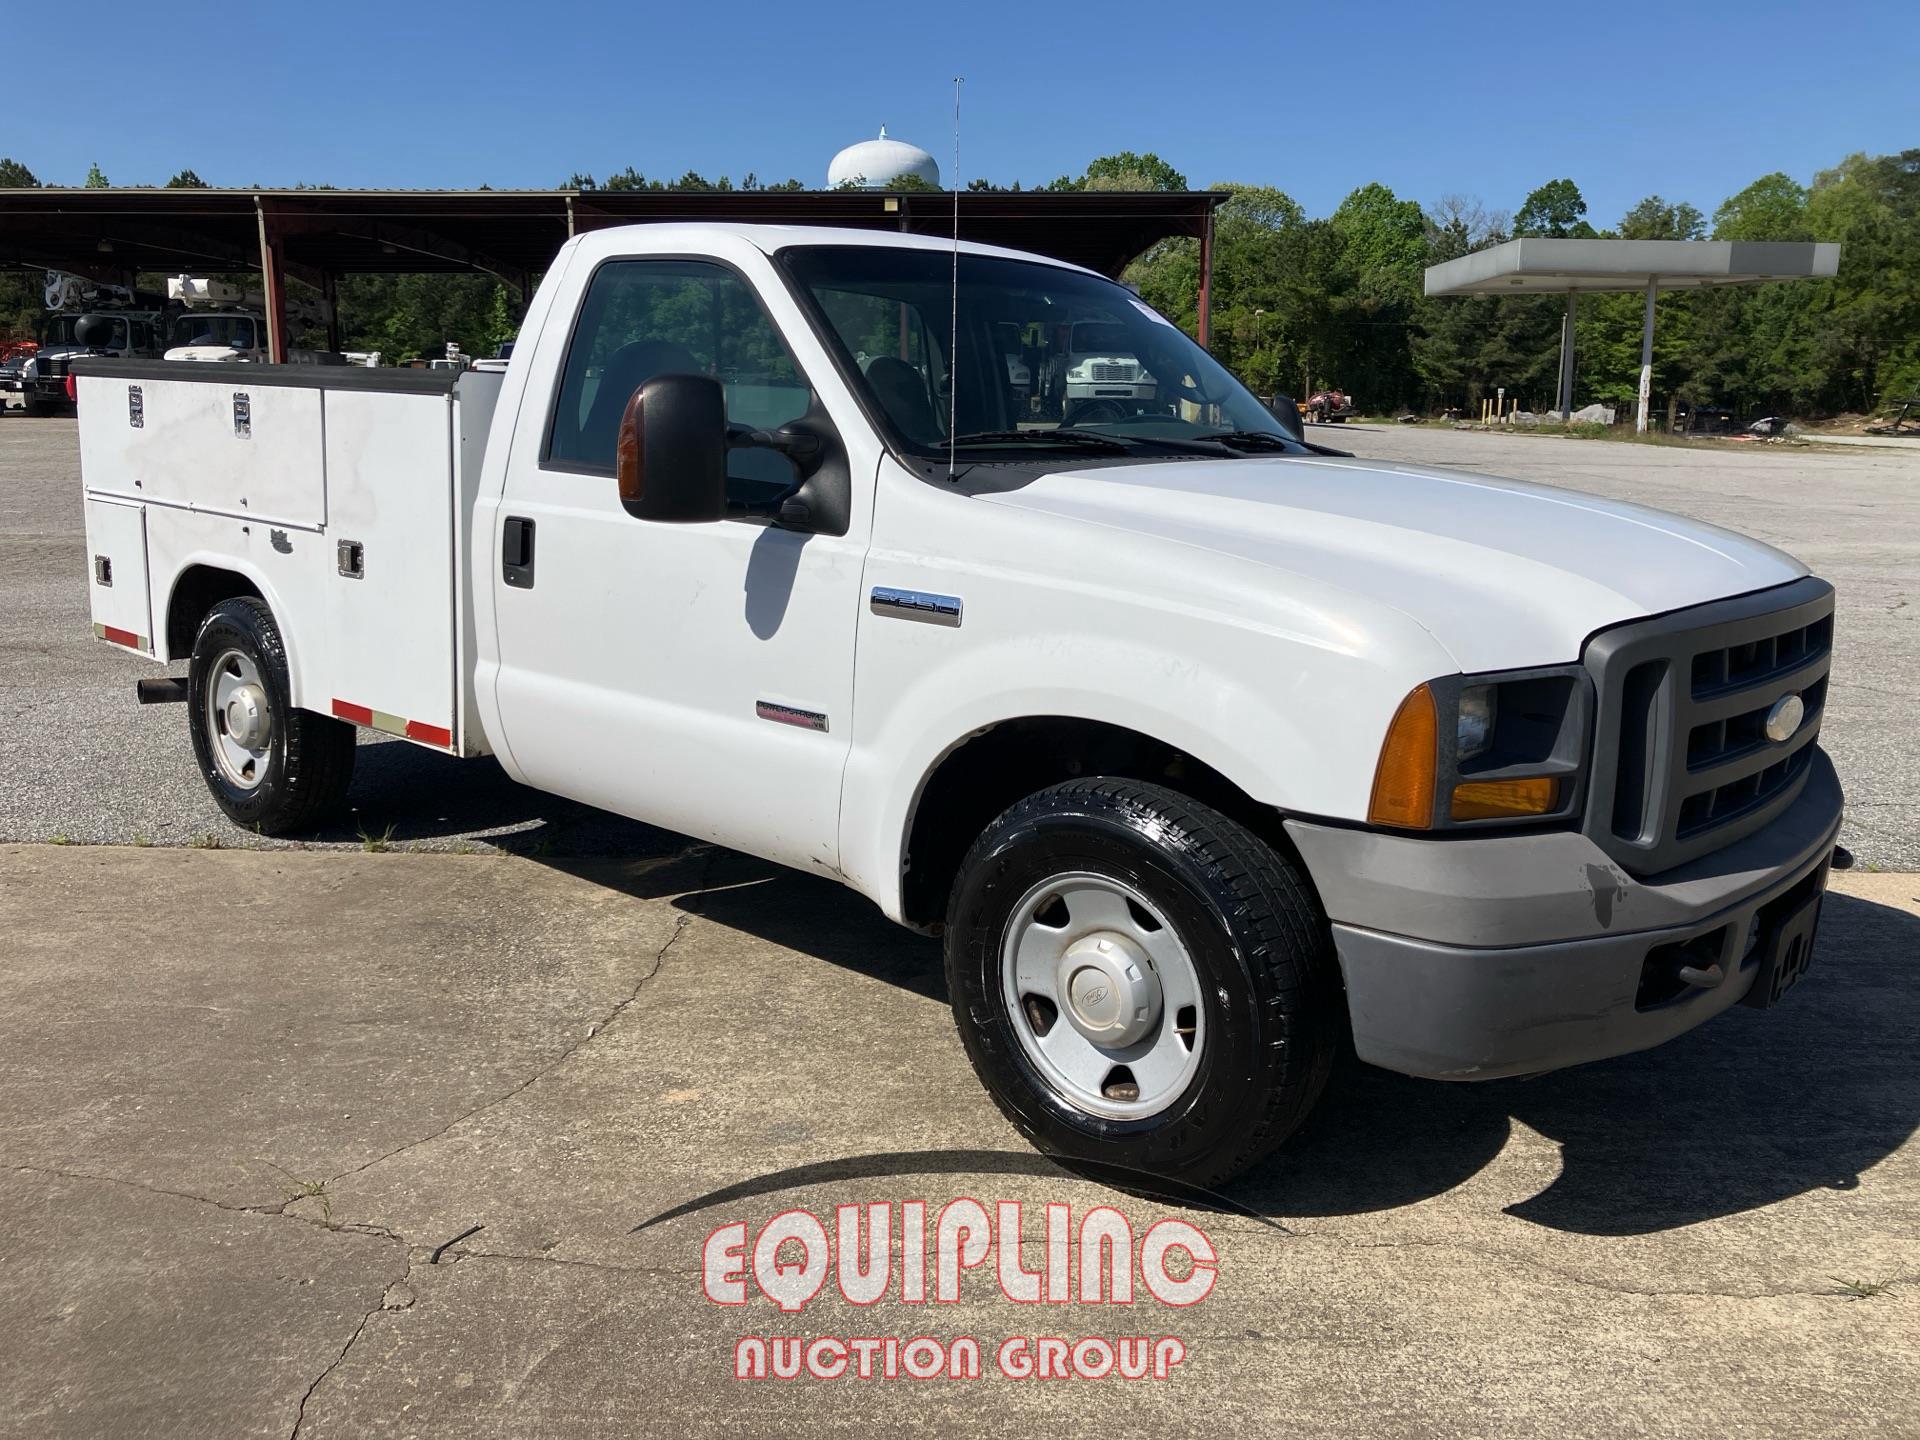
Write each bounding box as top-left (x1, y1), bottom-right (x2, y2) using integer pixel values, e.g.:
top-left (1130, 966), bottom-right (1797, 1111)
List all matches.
top-left (322, 271), bottom-right (340, 355)
top-left (254, 196), bottom-right (288, 365)
top-left (1635, 279), bottom-right (1656, 434)
top-left (1556, 291), bottom-right (1577, 420)
top-left (1196, 208), bottom-right (1214, 349)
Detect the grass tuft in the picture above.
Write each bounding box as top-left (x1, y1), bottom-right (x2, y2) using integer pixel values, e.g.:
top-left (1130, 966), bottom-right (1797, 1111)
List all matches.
top-left (1830, 1276), bottom-right (1899, 1301)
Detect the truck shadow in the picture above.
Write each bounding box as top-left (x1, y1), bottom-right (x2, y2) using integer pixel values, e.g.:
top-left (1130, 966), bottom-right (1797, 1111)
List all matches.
top-left (1241, 886), bottom-right (1917, 1234)
top-left (314, 743), bottom-right (690, 856)
top-left (534, 843), bottom-right (1918, 1237)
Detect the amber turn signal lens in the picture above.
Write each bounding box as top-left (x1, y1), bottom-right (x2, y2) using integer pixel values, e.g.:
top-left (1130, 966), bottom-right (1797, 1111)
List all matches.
top-left (1368, 683), bottom-right (1438, 829)
top-left (1451, 776), bottom-right (1559, 821)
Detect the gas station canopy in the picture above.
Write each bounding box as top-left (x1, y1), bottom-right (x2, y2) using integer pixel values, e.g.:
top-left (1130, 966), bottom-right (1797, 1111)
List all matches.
top-left (1424, 238), bottom-right (1841, 431)
top-left (1424, 238), bottom-right (1840, 296)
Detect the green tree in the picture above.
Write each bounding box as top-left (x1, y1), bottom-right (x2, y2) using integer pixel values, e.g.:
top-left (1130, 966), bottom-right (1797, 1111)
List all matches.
top-left (1617, 195), bottom-right (1705, 240)
top-left (1513, 178), bottom-right (1593, 238)
top-left (165, 169), bottom-right (210, 188)
top-left (0, 157), bottom-right (38, 187)
top-left (84, 162), bottom-right (109, 188)
top-left (1803, 150), bottom-right (1920, 407)
top-left (1056, 152), bottom-right (1188, 193)
top-left (1712, 173), bottom-right (1810, 241)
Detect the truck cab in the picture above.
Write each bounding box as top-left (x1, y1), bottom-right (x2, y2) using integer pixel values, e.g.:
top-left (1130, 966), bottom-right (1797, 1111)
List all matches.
top-left (1055, 319), bottom-right (1157, 422)
top-left (163, 310), bottom-right (269, 363)
top-left (75, 223), bottom-right (1843, 1188)
top-left (22, 309), bottom-right (162, 414)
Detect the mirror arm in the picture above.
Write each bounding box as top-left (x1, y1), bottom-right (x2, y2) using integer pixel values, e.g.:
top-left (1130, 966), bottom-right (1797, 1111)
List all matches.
top-left (726, 422), bottom-right (823, 465)
top-left (721, 417), bottom-right (831, 530)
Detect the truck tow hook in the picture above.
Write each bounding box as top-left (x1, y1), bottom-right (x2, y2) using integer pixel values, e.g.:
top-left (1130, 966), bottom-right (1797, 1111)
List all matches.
top-left (1674, 961), bottom-right (1726, 990)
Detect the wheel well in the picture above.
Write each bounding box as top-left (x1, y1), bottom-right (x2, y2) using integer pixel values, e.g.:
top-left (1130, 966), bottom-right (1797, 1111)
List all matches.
top-left (166, 566), bottom-right (263, 656)
top-left (900, 716), bottom-right (1300, 930)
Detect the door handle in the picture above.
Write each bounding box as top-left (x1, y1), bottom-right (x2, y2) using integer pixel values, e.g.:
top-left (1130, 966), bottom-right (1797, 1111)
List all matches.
top-left (502, 516), bottom-right (535, 588)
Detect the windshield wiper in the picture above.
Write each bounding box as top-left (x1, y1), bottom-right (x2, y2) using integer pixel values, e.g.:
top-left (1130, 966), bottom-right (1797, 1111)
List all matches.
top-left (949, 429), bottom-right (1131, 451)
top-left (1201, 430), bottom-right (1301, 451)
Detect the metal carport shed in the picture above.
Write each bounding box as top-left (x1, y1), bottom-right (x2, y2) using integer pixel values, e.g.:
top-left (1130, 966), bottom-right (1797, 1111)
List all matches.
top-left (0, 187), bottom-right (1227, 360)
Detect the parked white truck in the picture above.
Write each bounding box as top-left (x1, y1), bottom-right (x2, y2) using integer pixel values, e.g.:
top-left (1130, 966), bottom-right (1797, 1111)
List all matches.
top-left (76, 224), bottom-right (1842, 1186)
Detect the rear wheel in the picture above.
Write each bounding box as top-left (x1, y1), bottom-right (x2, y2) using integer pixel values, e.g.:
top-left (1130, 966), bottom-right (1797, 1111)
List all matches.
top-left (188, 597), bottom-right (355, 834)
top-left (945, 778), bottom-right (1341, 1188)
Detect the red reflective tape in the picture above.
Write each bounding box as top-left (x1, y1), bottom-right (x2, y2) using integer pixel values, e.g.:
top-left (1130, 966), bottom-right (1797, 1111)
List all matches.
top-left (405, 720), bottom-right (452, 749)
top-left (332, 699), bottom-right (373, 726)
top-left (102, 625), bottom-right (141, 649)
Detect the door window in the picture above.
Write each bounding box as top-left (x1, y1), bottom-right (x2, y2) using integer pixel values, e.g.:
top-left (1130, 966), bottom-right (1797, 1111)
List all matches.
top-left (545, 259), bottom-right (813, 501)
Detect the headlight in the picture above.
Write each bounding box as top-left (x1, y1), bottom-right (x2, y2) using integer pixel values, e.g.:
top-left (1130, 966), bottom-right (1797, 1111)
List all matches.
top-left (1456, 685), bottom-right (1495, 760)
top-left (1369, 669), bottom-right (1589, 830)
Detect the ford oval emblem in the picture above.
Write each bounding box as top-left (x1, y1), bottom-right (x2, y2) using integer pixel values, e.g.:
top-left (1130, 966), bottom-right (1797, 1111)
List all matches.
top-left (1764, 693), bottom-right (1804, 744)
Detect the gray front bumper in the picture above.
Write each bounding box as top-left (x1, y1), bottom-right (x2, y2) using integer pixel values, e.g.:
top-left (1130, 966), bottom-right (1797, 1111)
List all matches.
top-left (1285, 749), bottom-right (1843, 1080)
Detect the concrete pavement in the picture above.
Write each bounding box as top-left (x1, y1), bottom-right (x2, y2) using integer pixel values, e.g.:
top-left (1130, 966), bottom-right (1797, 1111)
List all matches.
top-left (2, 843), bottom-right (1914, 1437)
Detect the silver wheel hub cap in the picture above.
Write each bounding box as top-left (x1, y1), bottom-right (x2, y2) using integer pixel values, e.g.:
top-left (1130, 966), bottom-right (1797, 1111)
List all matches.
top-left (223, 684), bottom-right (269, 749)
top-left (1060, 933), bottom-right (1160, 1046)
top-left (205, 648), bottom-right (273, 790)
top-left (1001, 871), bottom-right (1205, 1121)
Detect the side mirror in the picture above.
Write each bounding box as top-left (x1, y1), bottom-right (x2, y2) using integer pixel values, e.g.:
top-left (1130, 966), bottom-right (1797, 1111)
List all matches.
top-left (616, 373), bottom-right (727, 524)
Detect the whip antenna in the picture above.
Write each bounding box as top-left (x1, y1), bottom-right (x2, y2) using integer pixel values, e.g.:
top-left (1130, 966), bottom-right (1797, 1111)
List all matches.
top-left (948, 75), bottom-right (963, 480)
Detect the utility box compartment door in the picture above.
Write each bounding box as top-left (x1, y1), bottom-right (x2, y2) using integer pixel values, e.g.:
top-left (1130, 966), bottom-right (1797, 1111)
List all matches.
top-left (318, 387), bottom-right (458, 748)
top-left (82, 376), bottom-right (327, 530)
top-left (83, 496), bottom-right (154, 653)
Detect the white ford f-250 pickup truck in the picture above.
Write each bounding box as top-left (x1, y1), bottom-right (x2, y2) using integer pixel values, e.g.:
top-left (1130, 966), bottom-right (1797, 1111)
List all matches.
top-left (76, 224), bottom-right (1843, 1187)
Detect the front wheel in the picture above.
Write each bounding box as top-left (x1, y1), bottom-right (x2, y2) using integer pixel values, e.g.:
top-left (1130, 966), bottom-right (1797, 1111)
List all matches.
top-left (945, 778), bottom-right (1341, 1188)
top-left (188, 597), bottom-right (356, 835)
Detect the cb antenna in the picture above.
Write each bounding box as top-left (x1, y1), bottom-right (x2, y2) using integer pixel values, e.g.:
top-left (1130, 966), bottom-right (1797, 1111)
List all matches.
top-left (947, 75), bottom-right (963, 480)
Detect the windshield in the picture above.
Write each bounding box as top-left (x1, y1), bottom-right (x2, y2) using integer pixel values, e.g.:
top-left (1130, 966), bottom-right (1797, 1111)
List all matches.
top-left (779, 246), bottom-right (1298, 460)
top-left (168, 314), bottom-right (259, 349)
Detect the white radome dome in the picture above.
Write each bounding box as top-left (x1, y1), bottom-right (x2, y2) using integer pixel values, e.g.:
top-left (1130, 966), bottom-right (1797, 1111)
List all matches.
top-left (827, 127), bottom-right (941, 190)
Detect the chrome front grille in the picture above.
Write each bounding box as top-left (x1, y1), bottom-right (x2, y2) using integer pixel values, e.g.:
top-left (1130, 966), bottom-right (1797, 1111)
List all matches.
top-left (1089, 364), bottom-right (1136, 382)
top-left (1584, 577), bottom-right (1834, 875)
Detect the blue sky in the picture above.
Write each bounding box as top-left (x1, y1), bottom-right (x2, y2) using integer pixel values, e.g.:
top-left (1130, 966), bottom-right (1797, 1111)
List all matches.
top-left (20, 0), bottom-right (1913, 226)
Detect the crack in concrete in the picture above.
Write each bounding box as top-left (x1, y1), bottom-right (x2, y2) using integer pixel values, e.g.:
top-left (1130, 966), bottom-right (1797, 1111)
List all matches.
top-left (3, 1163), bottom-right (412, 1440)
top-left (440, 1247), bottom-right (688, 1277)
top-left (322, 894), bottom-right (703, 1191)
top-left (11, 1161), bottom-right (1891, 1307)
top-left (289, 1248), bottom-right (419, 1440)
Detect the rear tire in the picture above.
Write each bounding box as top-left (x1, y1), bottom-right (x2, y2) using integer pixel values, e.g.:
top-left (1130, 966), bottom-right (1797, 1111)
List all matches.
top-left (188, 597), bottom-right (355, 835)
top-left (944, 778), bottom-right (1341, 1188)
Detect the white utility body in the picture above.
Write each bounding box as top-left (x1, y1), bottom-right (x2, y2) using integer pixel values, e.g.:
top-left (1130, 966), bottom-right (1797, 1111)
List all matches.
top-left (77, 224), bottom-right (1844, 1187)
top-left (81, 365), bottom-right (499, 753)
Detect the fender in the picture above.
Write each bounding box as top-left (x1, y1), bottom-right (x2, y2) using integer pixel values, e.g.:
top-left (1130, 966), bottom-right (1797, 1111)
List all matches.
top-left (158, 551), bottom-right (309, 710)
top-left (836, 624), bottom-right (1434, 923)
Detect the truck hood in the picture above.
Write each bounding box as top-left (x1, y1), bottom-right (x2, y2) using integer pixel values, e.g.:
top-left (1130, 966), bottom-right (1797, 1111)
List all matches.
top-left (979, 453), bottom-right (1807, 672)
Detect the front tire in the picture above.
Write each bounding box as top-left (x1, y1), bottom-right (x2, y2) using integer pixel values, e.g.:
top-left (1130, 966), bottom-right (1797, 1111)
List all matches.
top-left (945, 778), bottom-right (1341, 1188)
top-left (188, 597), bottom-right (355, 835)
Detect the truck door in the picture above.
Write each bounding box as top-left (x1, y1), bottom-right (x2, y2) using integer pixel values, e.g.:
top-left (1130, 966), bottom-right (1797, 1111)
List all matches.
top-left (487, 255), bottom-right (868, 876)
